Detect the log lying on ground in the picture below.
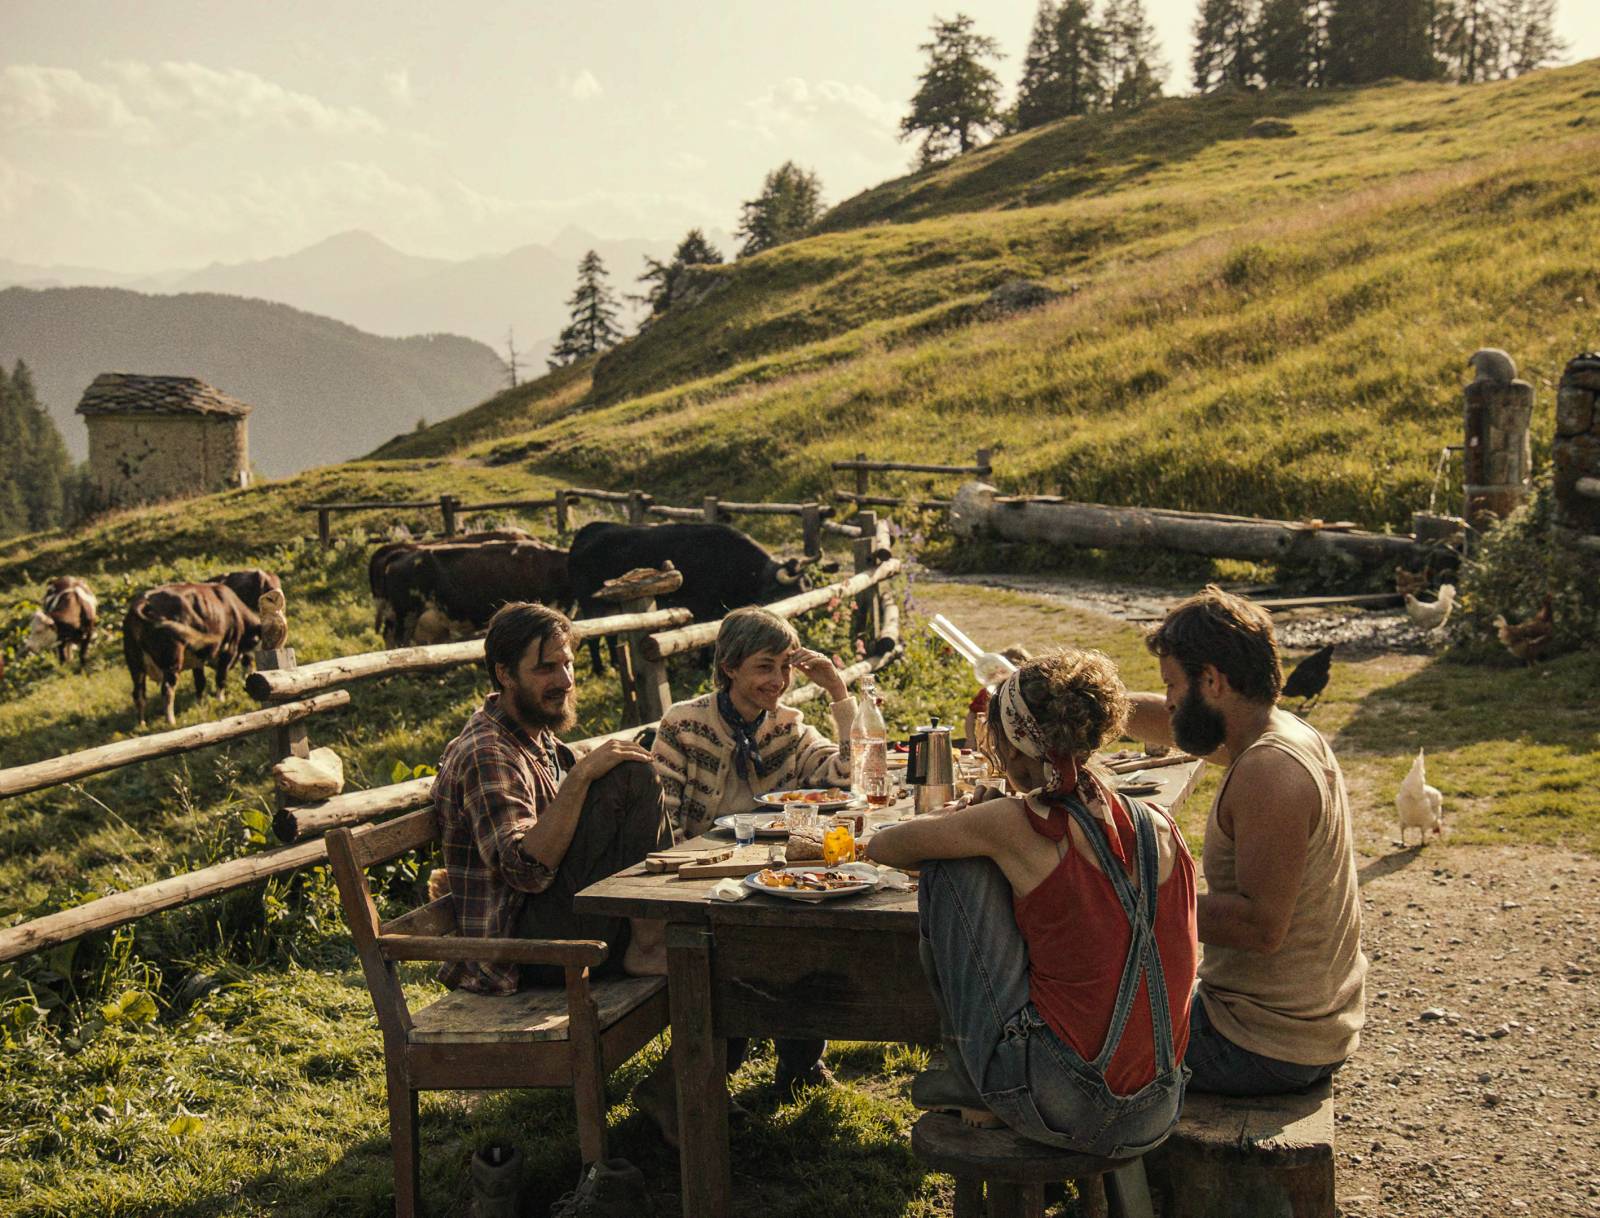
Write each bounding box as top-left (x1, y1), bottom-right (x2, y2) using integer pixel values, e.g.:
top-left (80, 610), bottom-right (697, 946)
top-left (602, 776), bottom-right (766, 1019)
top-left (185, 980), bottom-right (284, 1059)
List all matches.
top-left (949, 483), bottom-right (1422, 566)
top-left (246, 606), bottom-right (692, 702)
top-left (276, 775), bottom-right (435, 841)
top-left (0, 691), bottom-right (351, 801)
top-left (642, 559), bottom-right (902, 661)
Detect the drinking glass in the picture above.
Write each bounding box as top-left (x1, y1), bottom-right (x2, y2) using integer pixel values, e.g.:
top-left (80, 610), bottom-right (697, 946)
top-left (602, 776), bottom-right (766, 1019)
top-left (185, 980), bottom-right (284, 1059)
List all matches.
top-left (786, 801), bottom-right (816, 835)
top-left (733, 813), bottom-right (757, 846)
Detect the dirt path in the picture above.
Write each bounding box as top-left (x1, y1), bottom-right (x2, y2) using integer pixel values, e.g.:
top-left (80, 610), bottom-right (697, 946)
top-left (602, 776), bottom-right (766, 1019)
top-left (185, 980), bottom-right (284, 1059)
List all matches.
top-left (913, 574), bottom-right (1600, 1217)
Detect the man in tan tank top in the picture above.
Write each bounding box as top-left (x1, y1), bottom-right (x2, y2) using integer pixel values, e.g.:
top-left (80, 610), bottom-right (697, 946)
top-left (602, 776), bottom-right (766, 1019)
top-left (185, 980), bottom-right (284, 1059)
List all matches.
top-left (1126, 586), bottom-right (1366, 1095)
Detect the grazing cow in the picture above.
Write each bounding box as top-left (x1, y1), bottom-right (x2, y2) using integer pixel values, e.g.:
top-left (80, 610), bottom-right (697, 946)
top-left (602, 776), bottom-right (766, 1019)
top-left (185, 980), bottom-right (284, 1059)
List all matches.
top-left (378, 539), bottom-right (573, 646)
top-left (122, 583), bottom-right (261, 726)
top-left (26, 576), bottom-right (98, 669)
top-left (206, 568), bottom-right (281, 612)
top-left (567, 522), bottom-right (837, 671)
top-left (368, 531), bottom-right (532, 643)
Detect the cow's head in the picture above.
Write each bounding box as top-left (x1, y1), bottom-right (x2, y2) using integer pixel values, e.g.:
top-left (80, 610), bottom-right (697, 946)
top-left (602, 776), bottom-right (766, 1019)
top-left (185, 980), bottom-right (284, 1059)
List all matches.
top-left (209, 569), bottom-right (282, 612)
top-left (25, 610), bottom-right (56, 655)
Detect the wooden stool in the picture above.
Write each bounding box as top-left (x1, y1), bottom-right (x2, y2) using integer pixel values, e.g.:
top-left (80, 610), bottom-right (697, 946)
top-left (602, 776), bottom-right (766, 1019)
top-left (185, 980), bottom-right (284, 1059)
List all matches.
top-left (911, 1112), bottom-right (1156, 1218)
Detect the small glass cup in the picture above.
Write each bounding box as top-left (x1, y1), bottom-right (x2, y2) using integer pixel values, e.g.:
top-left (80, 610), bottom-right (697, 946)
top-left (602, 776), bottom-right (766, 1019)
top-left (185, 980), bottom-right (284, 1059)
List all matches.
top-left (733, 813), bottom-right (757, 846)
top-left (766, 840), bottom-right (788, 866)
top-left (786, 801), bottom-right (817, 835)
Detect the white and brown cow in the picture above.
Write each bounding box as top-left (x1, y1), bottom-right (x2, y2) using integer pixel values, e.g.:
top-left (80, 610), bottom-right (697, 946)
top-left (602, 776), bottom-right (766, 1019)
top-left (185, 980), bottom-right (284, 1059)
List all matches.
top-left (26, 576), bottom-right (98, 669)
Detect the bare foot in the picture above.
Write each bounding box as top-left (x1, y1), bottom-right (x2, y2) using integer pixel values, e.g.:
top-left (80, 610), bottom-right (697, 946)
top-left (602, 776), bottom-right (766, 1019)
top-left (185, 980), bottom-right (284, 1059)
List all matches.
top-left (959, 1105), bottom-right (1005, 1129)
top-left (622, 918), bottom-right (667, 976)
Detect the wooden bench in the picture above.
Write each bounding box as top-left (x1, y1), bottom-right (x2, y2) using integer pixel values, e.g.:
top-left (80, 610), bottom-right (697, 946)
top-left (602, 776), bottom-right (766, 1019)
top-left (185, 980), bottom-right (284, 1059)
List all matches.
top-left (1143, 1081), bottom-right (1335, 1218)
top-left (910, 1112), bottom-right (1156, 1218)
top-left (326, 810), bottom-right (670, 1218)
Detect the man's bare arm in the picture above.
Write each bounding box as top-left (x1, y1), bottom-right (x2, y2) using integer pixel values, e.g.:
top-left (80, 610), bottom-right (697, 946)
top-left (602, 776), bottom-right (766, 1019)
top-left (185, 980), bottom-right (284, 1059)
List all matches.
top-left (1125, 692), bottom-right (1174, 748)
top-left (1196, 750), bottom-right (1316, 954)
top-left (520, 740), bottom-right (654, 872)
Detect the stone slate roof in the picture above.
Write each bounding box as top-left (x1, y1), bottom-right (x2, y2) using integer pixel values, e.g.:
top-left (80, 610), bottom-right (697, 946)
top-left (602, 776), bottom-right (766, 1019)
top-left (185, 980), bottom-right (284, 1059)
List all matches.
top-left (76, 373), bottom-right (252, 419)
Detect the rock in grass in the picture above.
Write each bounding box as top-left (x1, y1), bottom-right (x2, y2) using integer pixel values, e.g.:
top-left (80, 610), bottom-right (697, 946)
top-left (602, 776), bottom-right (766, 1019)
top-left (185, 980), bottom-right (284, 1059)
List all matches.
top-left (978, 279), bottom-right (1060, 320)
top-left (1247, 118), bottom-right (1298, 139)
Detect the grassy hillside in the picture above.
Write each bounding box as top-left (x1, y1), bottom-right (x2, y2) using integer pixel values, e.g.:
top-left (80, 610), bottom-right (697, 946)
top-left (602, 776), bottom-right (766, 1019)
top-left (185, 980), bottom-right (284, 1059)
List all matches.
top-left (385, 61), bottom-right (1600, 532)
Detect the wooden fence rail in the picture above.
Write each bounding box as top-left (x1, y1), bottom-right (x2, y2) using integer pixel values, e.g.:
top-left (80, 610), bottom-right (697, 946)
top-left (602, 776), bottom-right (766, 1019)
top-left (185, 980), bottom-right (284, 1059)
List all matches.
top-left (245, 605), bottom-right (693, 703)
top-left (830, 448), bottom-right (992, 514)
top-left (0, 692), bottom-right (352, 801)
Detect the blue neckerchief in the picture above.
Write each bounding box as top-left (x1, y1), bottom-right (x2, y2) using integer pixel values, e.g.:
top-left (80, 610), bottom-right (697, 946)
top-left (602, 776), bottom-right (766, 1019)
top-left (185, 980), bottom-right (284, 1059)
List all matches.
top-left (716, 688), bottom-right (767, 781)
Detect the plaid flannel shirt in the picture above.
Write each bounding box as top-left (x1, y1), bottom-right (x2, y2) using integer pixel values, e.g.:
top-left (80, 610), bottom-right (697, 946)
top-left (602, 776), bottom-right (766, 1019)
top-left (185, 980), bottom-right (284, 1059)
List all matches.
top-left (434, 694), bottom-right (574, 994)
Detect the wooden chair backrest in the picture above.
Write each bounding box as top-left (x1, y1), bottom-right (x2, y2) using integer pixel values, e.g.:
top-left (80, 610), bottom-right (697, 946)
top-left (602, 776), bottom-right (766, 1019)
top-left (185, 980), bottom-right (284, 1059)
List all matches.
top-left (326, 807), bottom-right (443, 1041)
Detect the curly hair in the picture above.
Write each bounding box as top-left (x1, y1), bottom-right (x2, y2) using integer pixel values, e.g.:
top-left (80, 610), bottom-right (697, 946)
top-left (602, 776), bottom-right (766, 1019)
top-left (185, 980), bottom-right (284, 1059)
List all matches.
top-left (1011, 648), bottom-right (1130, 762)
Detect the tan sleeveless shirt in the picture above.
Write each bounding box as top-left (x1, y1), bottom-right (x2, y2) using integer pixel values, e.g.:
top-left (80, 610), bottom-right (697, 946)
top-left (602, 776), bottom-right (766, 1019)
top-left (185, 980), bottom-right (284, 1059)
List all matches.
top-left (1199, 719), bottom-right (1367, 1065)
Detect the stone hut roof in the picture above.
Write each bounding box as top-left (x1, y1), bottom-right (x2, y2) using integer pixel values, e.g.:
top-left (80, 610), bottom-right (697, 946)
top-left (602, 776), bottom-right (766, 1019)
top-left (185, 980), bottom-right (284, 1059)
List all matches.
top-left (75, 374), bottom-right (252, 419)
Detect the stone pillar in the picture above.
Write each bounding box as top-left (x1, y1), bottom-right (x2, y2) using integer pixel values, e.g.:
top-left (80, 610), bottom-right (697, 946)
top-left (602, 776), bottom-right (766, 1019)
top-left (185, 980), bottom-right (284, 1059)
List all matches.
top-left (1553, 352), bottom-right (1600, 558)
top-left (1462, 350), bottom-right (1534, 528)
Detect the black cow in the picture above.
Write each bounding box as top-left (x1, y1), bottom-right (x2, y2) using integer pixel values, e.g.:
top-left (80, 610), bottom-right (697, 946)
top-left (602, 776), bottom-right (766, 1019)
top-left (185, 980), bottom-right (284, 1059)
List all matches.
top-left (122, 583), bottom-right (261, 726)
top-left (368, 531), bottom-right (532, 644)
top-left (567, 522), bottom-right (836, 671)
top-left (379, 540), bottom-right (572, 646)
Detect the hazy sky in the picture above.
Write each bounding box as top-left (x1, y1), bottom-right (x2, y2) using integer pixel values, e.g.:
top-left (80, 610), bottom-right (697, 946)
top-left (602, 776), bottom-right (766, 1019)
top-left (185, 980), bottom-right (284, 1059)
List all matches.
top-left (3, 1), bottom-right (1595, 271)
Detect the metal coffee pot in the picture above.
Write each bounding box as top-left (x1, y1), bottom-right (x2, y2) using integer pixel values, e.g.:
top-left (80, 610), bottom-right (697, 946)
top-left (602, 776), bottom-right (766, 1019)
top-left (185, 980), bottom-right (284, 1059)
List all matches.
top-left (907, 717), bottom-right (957, 815)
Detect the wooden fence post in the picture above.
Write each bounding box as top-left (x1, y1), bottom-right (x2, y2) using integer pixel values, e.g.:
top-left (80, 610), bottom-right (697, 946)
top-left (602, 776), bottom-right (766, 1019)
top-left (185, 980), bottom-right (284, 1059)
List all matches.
top-left (317, 508), bottom-right (331, 547)
top-left (801, 504), bottom-right (822, 558)
top-left (257, 647), bottom-right (310, 841)
top-left (703, 495), bottom-right (720, 523)
top-left (596, 567), bottom-right (681, 727)
top-left (555, 489), bottom-right (570, 535)
top-left (855, 451), bottom-right (869, 498)
top-left (628, 491), bottom-right (652, 526)
top-left (976, 447), bottom-right (992, 476)
top-left (440, 494), bottom-right (460, 537)
top-left (852, 510), bottom-right (881, 642)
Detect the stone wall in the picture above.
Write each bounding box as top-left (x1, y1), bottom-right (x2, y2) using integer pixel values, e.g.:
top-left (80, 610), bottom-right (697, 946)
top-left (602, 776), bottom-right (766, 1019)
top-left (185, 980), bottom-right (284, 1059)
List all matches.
top-left (86, 414), bottom-right (250, 508)
top-left (1553, 353), bottom-right (1600, 558)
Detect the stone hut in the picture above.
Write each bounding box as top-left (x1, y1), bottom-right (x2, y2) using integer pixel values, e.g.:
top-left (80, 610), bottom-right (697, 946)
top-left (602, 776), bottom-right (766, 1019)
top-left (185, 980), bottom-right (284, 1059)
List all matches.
top-left (76, 373), bottom-right (252, 509)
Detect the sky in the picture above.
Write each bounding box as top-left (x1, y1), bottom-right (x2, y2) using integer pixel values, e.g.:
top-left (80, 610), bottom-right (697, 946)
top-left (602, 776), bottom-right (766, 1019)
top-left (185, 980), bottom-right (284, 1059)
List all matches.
top-left (3, 0), bottom-right (1596, 272)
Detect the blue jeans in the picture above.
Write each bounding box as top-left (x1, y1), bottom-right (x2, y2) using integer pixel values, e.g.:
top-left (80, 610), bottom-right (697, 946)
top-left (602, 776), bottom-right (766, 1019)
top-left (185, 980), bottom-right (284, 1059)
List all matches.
top-left (918, 823), bottom-right (1186, 1158)
top-left (1183, 992), bottom-right (1340, 1096)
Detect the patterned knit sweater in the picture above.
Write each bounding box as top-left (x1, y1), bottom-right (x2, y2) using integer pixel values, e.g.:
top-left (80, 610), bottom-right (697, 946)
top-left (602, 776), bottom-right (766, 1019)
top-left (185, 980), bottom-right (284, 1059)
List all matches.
top-left (651, 691), bottom-right (856, 840)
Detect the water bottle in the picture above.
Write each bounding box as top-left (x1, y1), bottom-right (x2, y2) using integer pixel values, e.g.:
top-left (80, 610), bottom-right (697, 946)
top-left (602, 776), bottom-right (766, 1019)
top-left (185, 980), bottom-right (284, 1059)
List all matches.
top-left (853, 679), bottom-right (890, 806)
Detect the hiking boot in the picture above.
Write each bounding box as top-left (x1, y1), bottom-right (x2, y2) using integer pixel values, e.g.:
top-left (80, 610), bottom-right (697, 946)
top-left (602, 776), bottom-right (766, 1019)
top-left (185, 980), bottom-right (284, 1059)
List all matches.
top-left (469, 1144), bottom-right (523, 1218)
top-left (549, 1158), bottom-right (652, 1218)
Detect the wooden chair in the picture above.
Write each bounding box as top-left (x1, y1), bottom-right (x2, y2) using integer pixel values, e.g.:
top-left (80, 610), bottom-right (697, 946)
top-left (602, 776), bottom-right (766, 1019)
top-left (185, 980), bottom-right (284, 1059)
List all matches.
top-left (911, 1112), bottom-right (1156, 1218)
top-left (326, 809), bottom-right (670, 1218)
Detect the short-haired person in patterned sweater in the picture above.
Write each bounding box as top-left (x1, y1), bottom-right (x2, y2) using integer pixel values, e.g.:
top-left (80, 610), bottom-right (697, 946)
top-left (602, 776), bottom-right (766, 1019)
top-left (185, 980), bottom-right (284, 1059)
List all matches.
top-left (636, 606), bottom-right (857, 1139)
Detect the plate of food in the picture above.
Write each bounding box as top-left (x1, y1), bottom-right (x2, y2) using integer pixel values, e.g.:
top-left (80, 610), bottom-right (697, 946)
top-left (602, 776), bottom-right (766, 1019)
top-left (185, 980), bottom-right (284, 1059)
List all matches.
top-left (755, 788), bottom-right (857, 812)
top-left (743, 863), bottom-right (879, 902)
top-left (712, 812), bottom-right (791, 838)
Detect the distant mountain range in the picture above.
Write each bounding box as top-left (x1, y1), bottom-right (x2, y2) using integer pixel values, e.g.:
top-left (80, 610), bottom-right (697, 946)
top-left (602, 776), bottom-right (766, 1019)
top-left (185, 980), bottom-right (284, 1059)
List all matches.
top-left (0, 286), bottom-right (509, 476)
top-left (0, 226), bottom-right (734, 368)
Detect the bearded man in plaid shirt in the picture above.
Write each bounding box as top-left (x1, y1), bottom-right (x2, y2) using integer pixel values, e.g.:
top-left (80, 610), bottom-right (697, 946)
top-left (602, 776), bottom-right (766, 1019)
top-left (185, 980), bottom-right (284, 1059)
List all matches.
top-left (434, 601), bottom-right (671, 994)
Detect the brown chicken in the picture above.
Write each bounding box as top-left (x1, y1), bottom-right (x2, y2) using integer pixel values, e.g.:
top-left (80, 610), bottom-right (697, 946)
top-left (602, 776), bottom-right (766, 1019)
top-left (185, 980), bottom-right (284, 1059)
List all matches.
top-left (1493, 596), bottom-right (1554, 664)
top-left (1394, 566), bottom-right (1432, 599)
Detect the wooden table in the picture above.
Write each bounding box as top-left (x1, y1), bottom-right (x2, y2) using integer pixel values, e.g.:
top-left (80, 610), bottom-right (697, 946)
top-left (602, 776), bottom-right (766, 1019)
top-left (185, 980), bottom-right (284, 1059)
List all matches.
top-left (574, 759), bottom-right (1205, 1218)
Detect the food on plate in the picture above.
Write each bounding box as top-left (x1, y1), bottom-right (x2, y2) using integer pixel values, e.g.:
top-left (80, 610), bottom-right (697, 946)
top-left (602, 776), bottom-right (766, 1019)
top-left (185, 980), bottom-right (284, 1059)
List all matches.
top-left (753, 868), bottom-right (864, 892)
top-left (785, 829), bottom-right (824, 862)
top-left (773, 788), bottom-right (850, 804)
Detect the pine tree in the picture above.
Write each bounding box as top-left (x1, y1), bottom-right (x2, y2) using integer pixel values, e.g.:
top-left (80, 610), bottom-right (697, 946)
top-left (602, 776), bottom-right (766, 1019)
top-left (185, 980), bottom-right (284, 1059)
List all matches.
top-left (1497, 0), bottom-right (1564, 77)
top-left (633, 228), bottom-right (725, 321)
top-left (1325, 0), bottom-right (1443, 84)
top-left (900, 13), bottom-right (1006, 164)
top-left (0, 360), bottom-right (72, 537)
top-left (735, 163), bottom-right (825, 257)
top-left (1102, 0), bottom-right (1167, 110)
top-left (1016, 1), bottom-right (1066, 129)
top-left (1055, 0), bottom-right (1108, 116)
top-left (546, 251), bottom-right (623, 371)
top-left (1256, 0), bottom-right (1319, 87)
top-left (1015, 0), bottom-right (1113, 129)
top-left (1192, 0), bottom-right (1260, 91)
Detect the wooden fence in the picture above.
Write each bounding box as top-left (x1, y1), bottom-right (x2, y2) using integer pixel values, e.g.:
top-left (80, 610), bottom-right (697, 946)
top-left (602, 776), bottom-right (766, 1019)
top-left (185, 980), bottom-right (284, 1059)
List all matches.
top-left (832, 448), bottom-right (993, 512)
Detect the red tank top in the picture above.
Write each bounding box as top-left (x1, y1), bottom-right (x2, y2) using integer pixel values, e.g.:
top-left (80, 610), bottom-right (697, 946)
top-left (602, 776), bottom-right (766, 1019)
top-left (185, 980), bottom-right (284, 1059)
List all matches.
top-left (1012, 787), bottom-right (1198, 1097)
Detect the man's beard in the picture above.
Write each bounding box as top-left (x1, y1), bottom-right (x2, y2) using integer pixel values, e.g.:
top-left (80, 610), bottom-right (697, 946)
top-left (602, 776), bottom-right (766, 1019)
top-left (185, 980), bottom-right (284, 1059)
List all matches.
top-left (1171, 683), bottom-right (1228, 756)
top-left (508, 681), bottom-right (577, 734)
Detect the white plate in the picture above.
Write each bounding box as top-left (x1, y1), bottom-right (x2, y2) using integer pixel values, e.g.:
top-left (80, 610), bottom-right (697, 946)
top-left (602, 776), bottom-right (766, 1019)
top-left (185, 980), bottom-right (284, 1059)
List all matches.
top-left (754, 789), bottom-right (856, 812)
top-left (713, 812), bottom-right (790, 838)
top-left (742, 863), bottom-right (879, 902)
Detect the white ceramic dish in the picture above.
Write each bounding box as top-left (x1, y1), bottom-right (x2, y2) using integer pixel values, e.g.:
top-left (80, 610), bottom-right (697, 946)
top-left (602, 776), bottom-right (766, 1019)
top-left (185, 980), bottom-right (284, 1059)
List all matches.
top-left (712, 812), bottom-right (791, 838)
top-left (741, 863), bottom-right (879, 902)
top-left (754, 789), bottom-right (856, 812)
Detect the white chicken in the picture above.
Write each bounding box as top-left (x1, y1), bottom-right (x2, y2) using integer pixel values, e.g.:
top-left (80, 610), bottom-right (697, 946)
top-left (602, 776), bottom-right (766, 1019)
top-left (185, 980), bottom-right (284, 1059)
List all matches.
top-left (1405, 583), bottom-right (1456, 631)
top-left (1396, 749), bottom-right (1444, 846)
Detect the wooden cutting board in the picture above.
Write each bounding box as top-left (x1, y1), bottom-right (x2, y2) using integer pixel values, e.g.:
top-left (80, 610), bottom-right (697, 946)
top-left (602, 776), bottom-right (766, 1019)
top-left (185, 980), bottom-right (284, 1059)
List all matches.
top-left (645, 845), bottom-right (734, 874)
top-left (675, 843), bottom-right (775, 881)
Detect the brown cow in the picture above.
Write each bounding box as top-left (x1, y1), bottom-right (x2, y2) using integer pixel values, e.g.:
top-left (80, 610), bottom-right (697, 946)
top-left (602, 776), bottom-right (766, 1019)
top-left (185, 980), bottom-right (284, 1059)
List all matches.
top-left (26, 576), bottom-right (98, 669)
top-left (206, 568), bottom-right (281, 612)
top-left (367, 531), bottom-right (538, 645)
top-left (122, 583), bottom-right (261, 726)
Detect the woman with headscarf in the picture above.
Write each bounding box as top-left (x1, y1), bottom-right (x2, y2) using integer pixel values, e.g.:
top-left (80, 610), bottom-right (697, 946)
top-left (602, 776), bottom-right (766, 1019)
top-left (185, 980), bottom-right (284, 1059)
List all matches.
top-left (868, 649), bottom-right (1198, 1156)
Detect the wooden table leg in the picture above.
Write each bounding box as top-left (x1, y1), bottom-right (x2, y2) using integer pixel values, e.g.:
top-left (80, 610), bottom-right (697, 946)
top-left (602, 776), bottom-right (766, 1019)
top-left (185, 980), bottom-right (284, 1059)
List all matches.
top-left (668, 923), bottom-right (730, 1218)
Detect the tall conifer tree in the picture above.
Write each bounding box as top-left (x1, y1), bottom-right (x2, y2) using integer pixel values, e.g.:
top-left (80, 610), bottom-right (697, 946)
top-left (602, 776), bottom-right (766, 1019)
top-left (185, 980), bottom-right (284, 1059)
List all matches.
top-left (1192, 0), bottom-right (1260, 90)
top-left (901, 13), bottom-right (1005, 163)
top-left (1256, 0), bottom-right (1320, 87)
top-left (735, 163), bottom-right (825, 256)
top-left (547, 251), bottom-right (623, 370)
top-left (1102, 0), bottom-right (1167, 110)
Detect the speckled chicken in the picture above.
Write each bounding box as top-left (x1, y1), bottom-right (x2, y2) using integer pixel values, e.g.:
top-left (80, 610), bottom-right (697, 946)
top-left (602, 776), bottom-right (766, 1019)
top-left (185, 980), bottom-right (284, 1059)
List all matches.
top-left (1493, 596), bottom-right (1553, 664)
top-left (1396, 749), bottom-right (1444, 846)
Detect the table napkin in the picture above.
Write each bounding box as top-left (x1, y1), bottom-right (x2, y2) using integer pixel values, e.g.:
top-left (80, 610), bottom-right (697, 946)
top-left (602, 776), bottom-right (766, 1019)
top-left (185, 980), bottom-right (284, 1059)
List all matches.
top-left (708, 878), bottom-right (751, 902)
